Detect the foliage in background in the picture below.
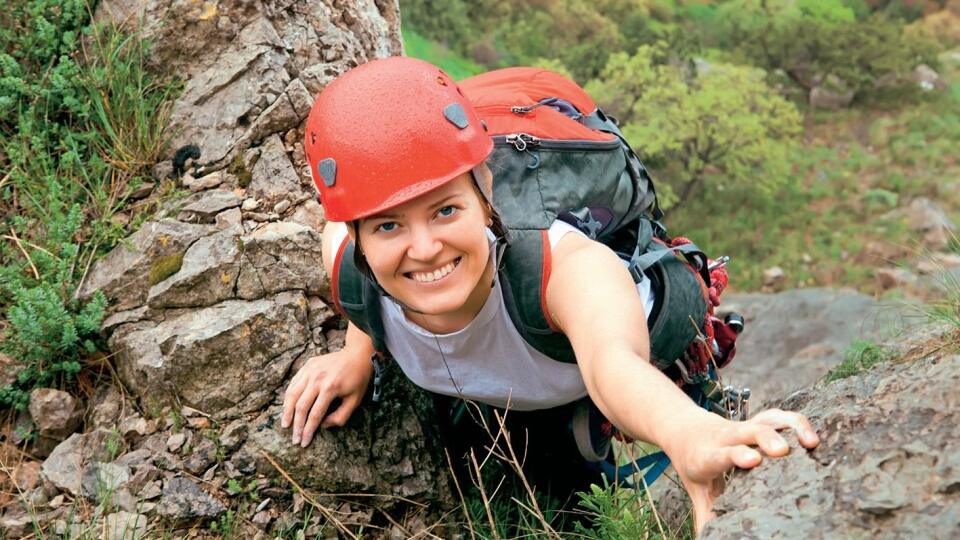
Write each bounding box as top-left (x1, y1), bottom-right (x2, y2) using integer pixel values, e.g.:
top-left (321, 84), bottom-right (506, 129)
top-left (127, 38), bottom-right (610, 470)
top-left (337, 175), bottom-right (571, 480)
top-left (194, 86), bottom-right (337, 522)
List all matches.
top-left (402, 28), bottom-right (484, 80)
top-left (715, 0), bottom-right (941, 101)
top-left (587, 44), bottom-right (802, 207)
top-left (0, 0), bottom-right (177, 409)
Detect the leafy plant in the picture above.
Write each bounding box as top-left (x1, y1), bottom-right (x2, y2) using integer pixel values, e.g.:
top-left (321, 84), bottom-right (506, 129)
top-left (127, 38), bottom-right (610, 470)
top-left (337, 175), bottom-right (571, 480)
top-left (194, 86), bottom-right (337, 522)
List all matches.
top-left (0, 1), bottom-right (178, 410)
top-left (587, 43), bottom-right (802, 208)
top-left (826, 340), bottom-right (894, 382)
top-left (574, 478), bottom-right (682, 539)
top-left (715, 0), bottom-right (940, 101)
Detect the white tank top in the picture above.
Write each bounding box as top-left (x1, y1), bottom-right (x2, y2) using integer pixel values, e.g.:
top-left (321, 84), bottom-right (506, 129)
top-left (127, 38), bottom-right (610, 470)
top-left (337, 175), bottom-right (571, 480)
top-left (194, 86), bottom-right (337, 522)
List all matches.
top-left (335, 221), bottom-right (655, 410)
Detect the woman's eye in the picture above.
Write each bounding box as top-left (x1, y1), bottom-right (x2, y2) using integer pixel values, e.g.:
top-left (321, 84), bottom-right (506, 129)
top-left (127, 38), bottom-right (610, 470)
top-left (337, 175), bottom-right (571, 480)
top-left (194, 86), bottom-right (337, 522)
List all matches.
top-left (437, 205), bottom-right (457, 218)
top-left (375, 222), bottom-right (397, 233)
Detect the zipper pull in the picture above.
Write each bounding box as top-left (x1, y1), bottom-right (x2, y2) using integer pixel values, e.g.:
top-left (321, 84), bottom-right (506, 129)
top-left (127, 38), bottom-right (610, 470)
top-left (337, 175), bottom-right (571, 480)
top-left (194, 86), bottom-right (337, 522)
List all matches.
top-left (511, 97), bottom-right (558, 114)
top-left (371, 353), bottom-right (383, 403)
top-left (505, 133), bottom-right (540, 152)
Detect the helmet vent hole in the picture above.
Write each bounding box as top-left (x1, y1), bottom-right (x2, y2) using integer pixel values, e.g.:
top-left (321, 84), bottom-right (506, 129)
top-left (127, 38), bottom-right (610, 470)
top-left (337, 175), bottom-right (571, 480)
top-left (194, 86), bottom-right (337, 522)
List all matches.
top-left (436, 76), bottom-right (447, 86)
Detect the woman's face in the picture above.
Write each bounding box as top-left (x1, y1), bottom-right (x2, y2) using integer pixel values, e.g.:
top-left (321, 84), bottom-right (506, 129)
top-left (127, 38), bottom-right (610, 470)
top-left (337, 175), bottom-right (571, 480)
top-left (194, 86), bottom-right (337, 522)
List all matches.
top-left (355, 172), bottom-right (492, 319)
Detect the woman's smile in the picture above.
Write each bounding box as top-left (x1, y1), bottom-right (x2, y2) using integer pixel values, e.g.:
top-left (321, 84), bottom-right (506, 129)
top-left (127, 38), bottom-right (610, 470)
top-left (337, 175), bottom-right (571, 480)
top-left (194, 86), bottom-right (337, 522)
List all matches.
top-left (405, 256), bottom-right (462, 284)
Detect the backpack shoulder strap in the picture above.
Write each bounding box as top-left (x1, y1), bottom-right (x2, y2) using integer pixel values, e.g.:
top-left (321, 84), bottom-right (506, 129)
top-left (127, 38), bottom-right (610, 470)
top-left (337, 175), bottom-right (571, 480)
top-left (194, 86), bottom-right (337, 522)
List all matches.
top-left (331, 239), bottom-right (388, 355)
top-left (498, 229), bottom-right (577, 363)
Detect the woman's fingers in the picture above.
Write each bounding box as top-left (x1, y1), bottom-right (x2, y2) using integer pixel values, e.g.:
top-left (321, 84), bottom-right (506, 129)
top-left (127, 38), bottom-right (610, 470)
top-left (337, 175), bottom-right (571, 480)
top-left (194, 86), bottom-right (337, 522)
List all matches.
top-left (321, 394), bottom-right (361, 429)
top-left (300, 391), bottom-right (336, 447)
top-left (281, 377), bottom-right (304, 429)
top-left (750, 409), bottom-right (820, 449)
top-left (291, 385), bottom-right (320, 446)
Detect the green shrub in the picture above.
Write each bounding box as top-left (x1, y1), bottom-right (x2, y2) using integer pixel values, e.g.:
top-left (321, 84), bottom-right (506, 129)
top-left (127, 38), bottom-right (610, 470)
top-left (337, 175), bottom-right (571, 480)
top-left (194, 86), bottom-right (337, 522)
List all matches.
top-left (715, 0), bottom-right (940, 101)
top-left (0, 1), bottom-right (177, 409)
top-left (587, 43), bottom-right (802, 208)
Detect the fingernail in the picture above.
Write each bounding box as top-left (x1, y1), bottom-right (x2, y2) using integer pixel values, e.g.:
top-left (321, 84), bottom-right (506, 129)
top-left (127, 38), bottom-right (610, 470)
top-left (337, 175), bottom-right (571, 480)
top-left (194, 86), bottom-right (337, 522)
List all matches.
top-left (300, 437), bottom-right (310, 448)
top-left (280, 420), bottom-right (289, 429)
top-left (772, 439), bottom-right (788, 452)
top-left (291, 430), bottom-right (300, 445)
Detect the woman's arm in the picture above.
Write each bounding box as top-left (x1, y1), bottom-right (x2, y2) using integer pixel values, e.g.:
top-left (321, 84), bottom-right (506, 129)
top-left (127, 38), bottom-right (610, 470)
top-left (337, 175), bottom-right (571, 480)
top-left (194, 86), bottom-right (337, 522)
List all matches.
top-left (545, 233), bottom-right (819, 532)
top-left (280, 220), bottom-right (375, 447)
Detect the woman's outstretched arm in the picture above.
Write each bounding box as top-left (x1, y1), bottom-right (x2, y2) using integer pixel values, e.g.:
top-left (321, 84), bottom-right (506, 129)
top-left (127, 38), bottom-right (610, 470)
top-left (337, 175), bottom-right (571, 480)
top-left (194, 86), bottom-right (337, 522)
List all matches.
top-left (545, 233), bottom-right (820, 533)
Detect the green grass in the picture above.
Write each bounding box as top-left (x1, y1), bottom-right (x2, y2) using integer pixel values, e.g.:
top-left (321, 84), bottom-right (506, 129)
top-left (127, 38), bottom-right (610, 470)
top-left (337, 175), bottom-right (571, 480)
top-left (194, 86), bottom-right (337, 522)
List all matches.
top-left (825, 340), bottom-right (894, 382)
top-left (403, 27), bottom-right (485, 80)
top-left (0, 1), bottom-right (180, 409)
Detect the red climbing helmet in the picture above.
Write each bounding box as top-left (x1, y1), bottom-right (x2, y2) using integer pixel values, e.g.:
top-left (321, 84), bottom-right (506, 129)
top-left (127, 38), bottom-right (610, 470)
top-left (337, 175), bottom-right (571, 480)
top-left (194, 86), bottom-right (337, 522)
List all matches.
top-left (304, 56), bottom-right (493, 222)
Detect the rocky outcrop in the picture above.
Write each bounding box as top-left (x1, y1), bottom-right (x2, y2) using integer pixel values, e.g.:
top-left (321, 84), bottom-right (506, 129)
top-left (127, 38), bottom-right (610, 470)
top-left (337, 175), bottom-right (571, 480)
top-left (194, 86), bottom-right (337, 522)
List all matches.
top-left (96, 0), bottom-right (402, 170)
top-left (703, 329), bottom-right (960, 539)
top-left (84, 0), bottom-right (403, 420)
top-left (238, 363), bottom-right (455, 507)
top-left (720, 288), bottom-right (907, 404)
top-left (109, 291), bottom-right (310, 417)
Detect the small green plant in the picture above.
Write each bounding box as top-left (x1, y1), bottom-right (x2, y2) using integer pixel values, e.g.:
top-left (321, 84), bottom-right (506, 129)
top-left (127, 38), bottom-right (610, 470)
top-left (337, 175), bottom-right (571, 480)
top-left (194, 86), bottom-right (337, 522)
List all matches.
top-left (106, 427), bottom-right (124, 460)
top-left (225, 478), bottom-right (259, 502)
top-left (574, 477), bottom-right (686, 539)
top-left (826, 340), bottom-right (894, 382)
top-left (209, 509), bottom-right (237, 539)
top-left (0, 0), bottom-right (179, 412)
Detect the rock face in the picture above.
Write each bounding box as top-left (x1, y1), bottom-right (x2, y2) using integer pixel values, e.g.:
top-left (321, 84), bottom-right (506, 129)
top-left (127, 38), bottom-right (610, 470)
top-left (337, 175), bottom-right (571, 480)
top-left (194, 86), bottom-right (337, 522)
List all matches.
top-left (110, 291), bottom-right (309, 417)
top-left (96, 0), bottom-right (402, 169)
top-left (720, 288), bottom-right (906, 404)
top-left (703, 339), bottom-right (960, 539)
top-left (238, 363), bottom-right (455, 507)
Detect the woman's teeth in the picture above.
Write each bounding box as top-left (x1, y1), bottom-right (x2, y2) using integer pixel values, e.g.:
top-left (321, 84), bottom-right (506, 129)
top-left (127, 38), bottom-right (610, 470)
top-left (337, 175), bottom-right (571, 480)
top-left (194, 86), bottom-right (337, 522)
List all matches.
top-left (410, 259), bottom-right (459, 283)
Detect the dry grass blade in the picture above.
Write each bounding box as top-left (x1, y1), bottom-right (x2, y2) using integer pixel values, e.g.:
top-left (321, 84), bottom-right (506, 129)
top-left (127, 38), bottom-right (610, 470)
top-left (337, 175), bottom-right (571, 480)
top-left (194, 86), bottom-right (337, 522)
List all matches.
top-left (445, 449), bottom-right (477, 540)
top-left (259, 450), bottom-right (358, 540)
top-left (5, 228), bottom-right (41, 280)
top-left (469, 450), bottom-right (501, 540)
top-left (490, 410), bottom-right (560, 539)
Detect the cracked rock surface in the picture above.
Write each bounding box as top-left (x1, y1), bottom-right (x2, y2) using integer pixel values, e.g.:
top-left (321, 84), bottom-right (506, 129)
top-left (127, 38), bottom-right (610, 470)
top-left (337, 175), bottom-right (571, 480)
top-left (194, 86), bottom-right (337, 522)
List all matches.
top-left (110, 291), bottom-right (309, 418)
top-left (703, 343), bottom-right (960, 539)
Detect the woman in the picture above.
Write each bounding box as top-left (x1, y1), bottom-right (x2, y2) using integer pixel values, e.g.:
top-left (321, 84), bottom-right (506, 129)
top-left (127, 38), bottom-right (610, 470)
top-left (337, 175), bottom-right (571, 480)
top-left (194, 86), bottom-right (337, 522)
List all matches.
top-left (282, 56), bottom-right (819, 532)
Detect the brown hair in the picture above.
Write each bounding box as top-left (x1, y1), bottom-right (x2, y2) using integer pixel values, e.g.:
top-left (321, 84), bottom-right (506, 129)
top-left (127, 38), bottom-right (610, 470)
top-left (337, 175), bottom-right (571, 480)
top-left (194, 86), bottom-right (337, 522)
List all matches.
top-left (350, 165), bottom-right (508, 281)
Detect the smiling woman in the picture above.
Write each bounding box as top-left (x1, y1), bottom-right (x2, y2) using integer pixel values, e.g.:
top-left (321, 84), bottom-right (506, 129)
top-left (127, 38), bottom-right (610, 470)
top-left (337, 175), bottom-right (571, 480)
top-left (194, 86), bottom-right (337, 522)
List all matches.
top-left (282, 56), bottom-right (820, 534)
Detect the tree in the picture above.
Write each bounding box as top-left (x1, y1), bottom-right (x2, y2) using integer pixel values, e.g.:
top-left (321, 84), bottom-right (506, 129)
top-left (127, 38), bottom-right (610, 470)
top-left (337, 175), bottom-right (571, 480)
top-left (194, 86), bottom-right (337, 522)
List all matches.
top-left (586, 44), bottom-right (802, 208)
top-left (714, 0), bottom-right (940, 99)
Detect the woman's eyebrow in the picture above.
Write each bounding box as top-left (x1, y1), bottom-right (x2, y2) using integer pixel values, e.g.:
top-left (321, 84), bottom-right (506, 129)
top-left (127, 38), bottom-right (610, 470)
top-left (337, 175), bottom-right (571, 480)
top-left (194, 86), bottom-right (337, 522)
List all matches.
top-left (428, 193), bottom-right (463, 210)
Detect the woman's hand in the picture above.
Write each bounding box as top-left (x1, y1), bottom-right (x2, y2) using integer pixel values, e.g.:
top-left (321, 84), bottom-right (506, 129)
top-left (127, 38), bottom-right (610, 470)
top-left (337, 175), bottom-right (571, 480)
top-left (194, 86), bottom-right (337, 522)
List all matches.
top-left (665, 408), bottom-right (821, 533)
top-left (281, 348), bottom-right (374, 447)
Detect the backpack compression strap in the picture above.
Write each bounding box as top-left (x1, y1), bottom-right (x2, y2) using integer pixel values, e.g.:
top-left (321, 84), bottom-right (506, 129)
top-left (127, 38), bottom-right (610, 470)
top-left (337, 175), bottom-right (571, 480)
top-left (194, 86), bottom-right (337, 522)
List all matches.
top-left (498, 229), bottom-right (578, 363)
top-left (331, 239), bottom-right (389, 355)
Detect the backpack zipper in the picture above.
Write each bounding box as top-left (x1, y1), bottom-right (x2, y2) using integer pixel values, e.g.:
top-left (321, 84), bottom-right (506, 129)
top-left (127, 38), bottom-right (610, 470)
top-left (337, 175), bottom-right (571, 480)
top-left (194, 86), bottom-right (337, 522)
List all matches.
top-left (495, 133), bottom-right (620, 152)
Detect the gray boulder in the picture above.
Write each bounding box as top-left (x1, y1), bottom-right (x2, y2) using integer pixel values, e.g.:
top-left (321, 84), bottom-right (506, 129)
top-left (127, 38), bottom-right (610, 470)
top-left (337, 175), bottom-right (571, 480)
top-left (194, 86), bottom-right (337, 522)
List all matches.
top-left (28, 388), bottom-right (83, 443)
top-left (720, 288), bottom-right (907, 404)
top-left (156, 476), bottom-right (227, 521)
top-left (703, 349), bottom-right (960, 539)
top-left (237, 221), bottom-right (327, 299)
top-left (175, 189), bottom-right (242, 223)
top-left (809, 75), bottom-right (854, 110)
top-left (147, 226), bottom-right (243, 309)
top-left (41, 428), bottom-right (118, 496)
top-left (110, 291), bottom-right (310, 417)
top-left (166, 16), bottom-right (291, 166)
top-left (246, 134), bottom-right (307, 210)
top-left (78, 219), bottom-right (216, 312)
top-left (239, 364), bottom-right (454, 510)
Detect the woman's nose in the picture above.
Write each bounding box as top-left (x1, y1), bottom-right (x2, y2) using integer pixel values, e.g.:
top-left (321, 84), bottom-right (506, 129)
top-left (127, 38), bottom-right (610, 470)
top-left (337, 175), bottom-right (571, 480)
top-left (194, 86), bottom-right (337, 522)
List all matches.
top-left (406, 224), bottom-right (443, 261)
